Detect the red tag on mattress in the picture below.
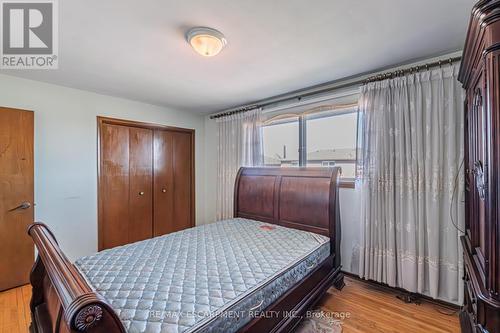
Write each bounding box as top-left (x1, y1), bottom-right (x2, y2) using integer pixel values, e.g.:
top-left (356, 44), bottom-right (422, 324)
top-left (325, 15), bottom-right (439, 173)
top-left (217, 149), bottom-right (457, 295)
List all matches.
top-left (260, 225), bottom-right (276, 231)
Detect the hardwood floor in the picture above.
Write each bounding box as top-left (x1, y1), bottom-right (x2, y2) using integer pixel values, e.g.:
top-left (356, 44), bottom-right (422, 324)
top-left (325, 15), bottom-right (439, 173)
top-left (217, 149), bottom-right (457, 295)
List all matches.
top-left (0, 285), bottom-right (31, 333)
top-left (0, 277), bottom-right (460, 333)
top-left (318, 276), bottom-right (460, 333)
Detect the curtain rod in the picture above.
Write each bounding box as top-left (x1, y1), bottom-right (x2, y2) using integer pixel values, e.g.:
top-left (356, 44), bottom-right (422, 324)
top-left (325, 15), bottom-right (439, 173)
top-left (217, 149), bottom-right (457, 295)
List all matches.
top-left (209, 56), bottom-right (462, 120)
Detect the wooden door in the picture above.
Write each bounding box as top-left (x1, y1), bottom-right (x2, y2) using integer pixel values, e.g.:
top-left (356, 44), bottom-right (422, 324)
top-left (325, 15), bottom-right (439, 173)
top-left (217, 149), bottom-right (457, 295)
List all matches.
top-left (468, 72), bottom-right (489, 278)
top-left (128, 127), bottom-right (153, 243)
top-left (99, 117), bottom-right (194, 249)
top-left (100, 123), bottom-right (130, 249)
top-left (99, 123), bottom-right (153, 250)
top-left (171, 131), bottom-right (194, 232)
top-left (153, 129), bottom-right (194, 236)
top-left (0, 107), bottom-right (34, 291)
top-left (486, 50), bottom-right (500, 298)
top-left (153, 130), bottom-right (174, 236)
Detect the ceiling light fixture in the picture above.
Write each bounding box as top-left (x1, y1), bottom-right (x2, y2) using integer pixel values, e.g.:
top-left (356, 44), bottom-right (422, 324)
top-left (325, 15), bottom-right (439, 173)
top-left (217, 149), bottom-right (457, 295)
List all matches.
top-left (186, 27), bottom-right (227, 57)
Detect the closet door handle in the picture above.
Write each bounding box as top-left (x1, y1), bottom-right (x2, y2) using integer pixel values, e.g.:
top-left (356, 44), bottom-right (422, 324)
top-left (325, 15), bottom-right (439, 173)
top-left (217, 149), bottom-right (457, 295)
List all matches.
top-left (139, 191), bottom-right (145, 196)
top-left (161, 188), bottom-right (167, 193)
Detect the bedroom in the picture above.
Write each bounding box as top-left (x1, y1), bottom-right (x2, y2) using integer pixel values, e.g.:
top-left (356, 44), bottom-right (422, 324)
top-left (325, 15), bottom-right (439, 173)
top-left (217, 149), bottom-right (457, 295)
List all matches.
top-left (0, 0), bottom-right (497, 332)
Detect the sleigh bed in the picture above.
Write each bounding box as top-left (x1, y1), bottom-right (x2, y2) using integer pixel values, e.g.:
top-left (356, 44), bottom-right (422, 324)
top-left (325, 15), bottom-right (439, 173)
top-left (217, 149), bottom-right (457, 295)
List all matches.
top-left (27, 167), bottom-right (344, 333)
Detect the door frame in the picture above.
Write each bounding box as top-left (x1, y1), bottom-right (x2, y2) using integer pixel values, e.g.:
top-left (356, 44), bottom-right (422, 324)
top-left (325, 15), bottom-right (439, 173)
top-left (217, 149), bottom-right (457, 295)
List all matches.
top-left (97, 116), bottom-right (195, 251)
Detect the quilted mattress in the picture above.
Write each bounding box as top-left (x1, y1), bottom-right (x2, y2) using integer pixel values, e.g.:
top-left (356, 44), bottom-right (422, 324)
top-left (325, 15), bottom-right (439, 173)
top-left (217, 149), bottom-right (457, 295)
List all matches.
top-left (75, 218), bottom-right (330, 333)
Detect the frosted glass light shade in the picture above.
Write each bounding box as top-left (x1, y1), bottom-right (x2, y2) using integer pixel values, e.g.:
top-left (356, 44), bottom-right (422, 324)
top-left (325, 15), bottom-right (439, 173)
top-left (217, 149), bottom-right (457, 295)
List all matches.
top-left (186, 27), bottom-right (227, 57)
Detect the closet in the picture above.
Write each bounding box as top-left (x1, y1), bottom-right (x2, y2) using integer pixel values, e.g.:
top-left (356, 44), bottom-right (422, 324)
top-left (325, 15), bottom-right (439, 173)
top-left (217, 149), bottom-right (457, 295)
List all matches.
top-left (459, 1), bottom-right (500, 332)
top-left (98, 117), bottom-right (194, 250)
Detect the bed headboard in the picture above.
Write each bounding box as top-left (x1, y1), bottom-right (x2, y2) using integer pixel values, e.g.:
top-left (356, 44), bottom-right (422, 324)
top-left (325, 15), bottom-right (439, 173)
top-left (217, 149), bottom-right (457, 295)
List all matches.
top-left (234, 167), bottom-right (341, 265)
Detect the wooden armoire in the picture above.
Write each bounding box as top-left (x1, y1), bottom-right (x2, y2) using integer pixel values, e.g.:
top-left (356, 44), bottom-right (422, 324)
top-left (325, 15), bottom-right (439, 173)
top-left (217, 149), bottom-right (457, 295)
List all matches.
top-left (97, 117), bottom-right (195, 250)
top-left (459, 1), bottom-right (500, 332)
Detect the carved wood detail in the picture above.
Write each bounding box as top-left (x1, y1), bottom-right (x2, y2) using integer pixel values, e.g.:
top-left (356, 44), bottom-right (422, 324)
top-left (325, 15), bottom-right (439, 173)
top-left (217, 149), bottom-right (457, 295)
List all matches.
top-left (27, 223), bottom-right (126, 332)
top-left (74, 305), bottom-right (103, 331)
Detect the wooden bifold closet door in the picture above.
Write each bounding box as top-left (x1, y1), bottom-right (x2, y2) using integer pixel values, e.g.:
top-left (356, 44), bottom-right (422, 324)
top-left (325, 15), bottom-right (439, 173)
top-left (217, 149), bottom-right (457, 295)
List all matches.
top-left (153, 130), bottom-right (193, 236)
top-left (98, 117), bottom-right (194, 251)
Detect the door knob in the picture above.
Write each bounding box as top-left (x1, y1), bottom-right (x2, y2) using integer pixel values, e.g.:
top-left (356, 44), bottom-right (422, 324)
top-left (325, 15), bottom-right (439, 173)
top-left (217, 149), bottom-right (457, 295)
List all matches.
top-left (162, 188), bottom-right (167, 193)
top-left (139, 191), bottom-right (145, 196)
top-left (9, 202), bottom-right (31, 211)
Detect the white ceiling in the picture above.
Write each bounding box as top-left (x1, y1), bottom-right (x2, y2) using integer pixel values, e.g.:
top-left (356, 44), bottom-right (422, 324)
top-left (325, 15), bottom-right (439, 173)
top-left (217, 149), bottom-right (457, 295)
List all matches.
top-left (2, 0), bottom-right (475, 114)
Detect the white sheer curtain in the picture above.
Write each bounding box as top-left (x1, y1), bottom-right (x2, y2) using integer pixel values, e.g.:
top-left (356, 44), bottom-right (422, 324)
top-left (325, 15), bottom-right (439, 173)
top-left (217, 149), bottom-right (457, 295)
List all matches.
top-left (216, 108), bottom-right (263, 220)
top-left (357, 64), bottom-right (465, 304)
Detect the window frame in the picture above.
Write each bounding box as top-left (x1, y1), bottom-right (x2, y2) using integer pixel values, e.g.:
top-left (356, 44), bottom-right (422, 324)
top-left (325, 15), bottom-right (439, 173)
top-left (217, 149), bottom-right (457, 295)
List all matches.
top-left (263, 106), bottom-right (358, 188)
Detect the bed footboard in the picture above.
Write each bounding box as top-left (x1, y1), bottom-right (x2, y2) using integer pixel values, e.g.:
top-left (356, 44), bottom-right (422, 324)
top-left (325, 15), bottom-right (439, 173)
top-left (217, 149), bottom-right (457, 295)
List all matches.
top-left (28, 223), bottom-right (125, 333)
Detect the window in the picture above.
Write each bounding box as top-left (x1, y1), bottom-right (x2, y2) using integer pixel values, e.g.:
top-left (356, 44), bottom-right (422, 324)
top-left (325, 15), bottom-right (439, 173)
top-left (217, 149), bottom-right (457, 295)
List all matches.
top-left (263, 106), bottom-right (358, 182)
top-left (306, 111), bottom-right (357, 179)
top-left (263, 117), bottom-right (299, 167)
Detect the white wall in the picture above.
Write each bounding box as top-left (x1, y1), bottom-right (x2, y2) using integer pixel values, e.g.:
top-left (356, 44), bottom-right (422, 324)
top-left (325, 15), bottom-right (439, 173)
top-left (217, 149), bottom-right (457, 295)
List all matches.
top-left (0, 74), bottom-right (206, 260)
top-left (339, 187), bottom-right (361, 275)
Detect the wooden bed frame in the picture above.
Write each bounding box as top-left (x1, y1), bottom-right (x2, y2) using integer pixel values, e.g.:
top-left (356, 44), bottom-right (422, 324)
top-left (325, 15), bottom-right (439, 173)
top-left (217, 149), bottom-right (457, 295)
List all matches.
top-left (27, 167), bottom-right (344, 333)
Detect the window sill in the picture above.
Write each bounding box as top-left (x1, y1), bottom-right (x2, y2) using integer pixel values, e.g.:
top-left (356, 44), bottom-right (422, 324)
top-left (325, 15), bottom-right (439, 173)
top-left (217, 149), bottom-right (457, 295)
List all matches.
top-left (339, 179), bottom-right (356, 189)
